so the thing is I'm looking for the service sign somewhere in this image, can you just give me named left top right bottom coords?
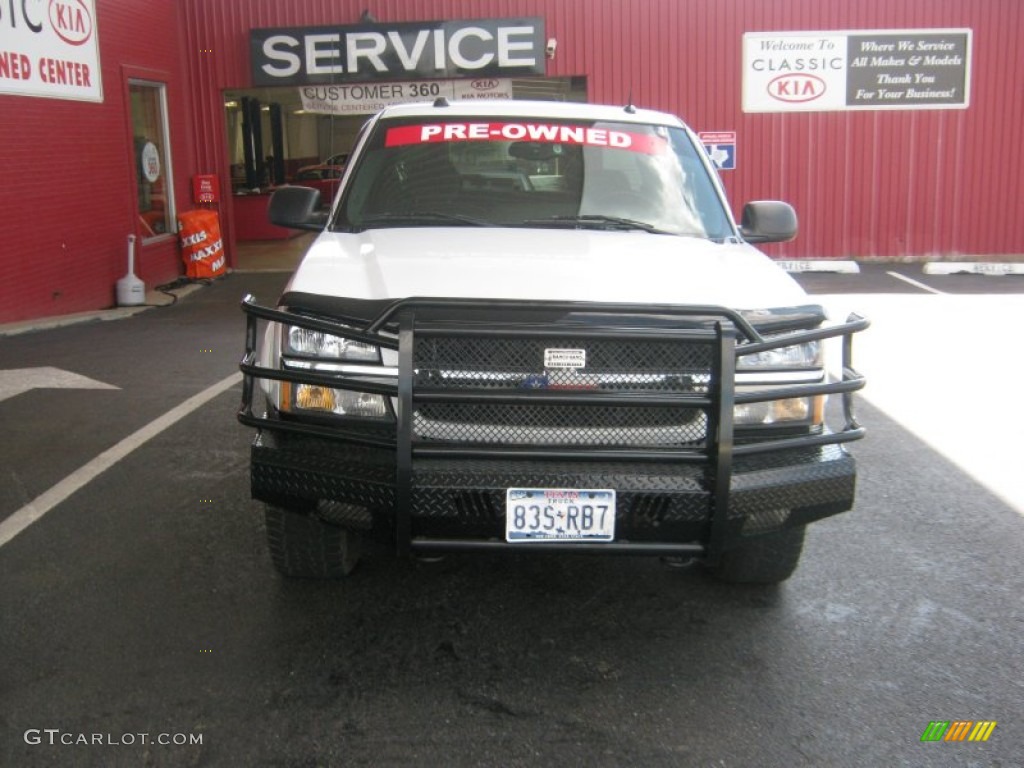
left=252, top=18, right=544, bottom=87
left=743, top=29, right=971, bottom=112
left=0, top=0, right=103, bottom=102
left=299, top=77, right=514, bottom=115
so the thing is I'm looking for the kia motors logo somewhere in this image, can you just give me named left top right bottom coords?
left=471, top=79, right=500, bottom=91
left=768, top=73, right=826, bottom=103
left=49, top=0, right=93, bottom=46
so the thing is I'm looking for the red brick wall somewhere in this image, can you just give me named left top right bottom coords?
left=0, top=0, right=192, bottom=323
left=4, top=0, right=1022, bottom=323
left=183, top=0, right=1023, bottom=263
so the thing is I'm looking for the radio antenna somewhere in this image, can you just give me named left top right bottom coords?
left=625, top=88, right=637, bottom=114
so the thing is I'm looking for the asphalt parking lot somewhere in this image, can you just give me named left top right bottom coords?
left=1, top=263, right=1022, bottom=766
left=791, top=259, right=1024, bottom=295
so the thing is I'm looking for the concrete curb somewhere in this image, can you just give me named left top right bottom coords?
left=923, top=262, right=1024, bottom=276
left=774, top=260, right=861, bottom=274
left=0, top=282, right=207, bottom=337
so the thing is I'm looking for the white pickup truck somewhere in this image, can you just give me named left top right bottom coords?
left=239, top=98, right=867, bottom=583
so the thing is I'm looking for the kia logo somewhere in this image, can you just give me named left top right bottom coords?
left=471, top=79, right=500, bottom=91
left=49, top=0, right=93, bottom=46
left=768, top=73, right=826, bottom=103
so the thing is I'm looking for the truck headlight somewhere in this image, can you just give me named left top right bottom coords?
left=283, top=383, right=390, bottom=419
left=737, top=340, right=821, bottom=370
left=278, top=323, right=391, bottom=420
left=734, top=396, right=823, bottom=426
left=735, top=340, right=824, bottom=426
left=285, top=326, right=380, bottom=362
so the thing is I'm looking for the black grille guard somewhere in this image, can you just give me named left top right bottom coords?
left=239, top=295, right=867, bottom=558
left=239, top=294, right=867, bottom=455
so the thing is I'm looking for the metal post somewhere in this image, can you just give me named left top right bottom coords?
left=395, top=312, right=415, bottom=556
left=705, top=322, right=735, bottom=562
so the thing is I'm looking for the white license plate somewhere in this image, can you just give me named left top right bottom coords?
left=505, top=488, right=616, bottom=542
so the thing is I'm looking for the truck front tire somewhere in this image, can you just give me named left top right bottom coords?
left=265, top=505, right=361, bottom=579
left=704, top=525, right=806, bottom=584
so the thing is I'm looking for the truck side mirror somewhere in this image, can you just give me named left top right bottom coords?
left=268, top=186, right=325, bottom=231
left=740, top=201, right=798, bottom=243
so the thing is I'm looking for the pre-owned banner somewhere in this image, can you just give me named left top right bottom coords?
left=252, top=18, right=544, bottom=87
left=743, top=29, right=971, bottom=113
left=0, top=0, right=103, bottom=102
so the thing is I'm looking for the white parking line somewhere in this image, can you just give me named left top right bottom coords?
left=885, top=271, right=946, bottom=295
left=0, top=372, right=242, bottom=548
left=229, top=268, right=295, bottom=274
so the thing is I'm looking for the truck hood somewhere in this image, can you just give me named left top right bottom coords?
left=283, top=227, right=809, bottom=310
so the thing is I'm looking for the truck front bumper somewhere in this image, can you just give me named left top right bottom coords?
left=250, top=429, right=856, bottom=557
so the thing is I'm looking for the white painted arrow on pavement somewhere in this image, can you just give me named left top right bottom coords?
left=0, top=367, right=120, bottom=403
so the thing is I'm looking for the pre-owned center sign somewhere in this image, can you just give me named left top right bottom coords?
left=251, top=18, right=544, bottom=87
left=0, top=0, right=103, bottom=102
left=743, top=29, right=971, bottom=112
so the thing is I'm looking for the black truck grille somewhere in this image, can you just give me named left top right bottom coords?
left=414, top=336, right=713, bottom=389
left=412, top=335, right=712, bottom=448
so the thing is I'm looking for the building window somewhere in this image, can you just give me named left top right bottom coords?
left=130, top=80, right=175, bottom=239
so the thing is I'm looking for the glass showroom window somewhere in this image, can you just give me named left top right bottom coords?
left=130, top=80, right=175, bottom=239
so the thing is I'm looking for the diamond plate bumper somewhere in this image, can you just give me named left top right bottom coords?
left=251, top=429, right=856, bottom=551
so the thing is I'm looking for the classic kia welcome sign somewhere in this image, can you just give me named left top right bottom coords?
left=743, top=28, right=971, bottom=113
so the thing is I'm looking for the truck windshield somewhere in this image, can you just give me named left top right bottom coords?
left=333, top=117, right=733, bottom=239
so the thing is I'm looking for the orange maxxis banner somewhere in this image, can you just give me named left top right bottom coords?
left=178, top=210, right=226, bottom=279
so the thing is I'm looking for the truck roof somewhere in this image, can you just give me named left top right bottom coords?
left=373, top=99, right=688, bottom=128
